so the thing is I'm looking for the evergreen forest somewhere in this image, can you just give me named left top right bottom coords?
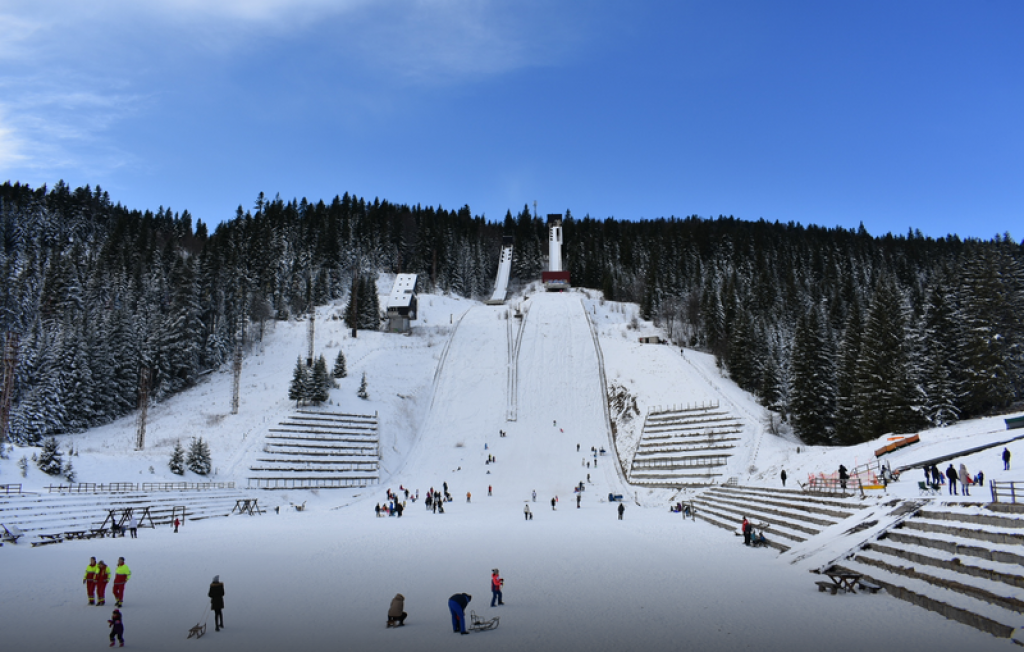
left=1, top=180, right=1022, bottom=448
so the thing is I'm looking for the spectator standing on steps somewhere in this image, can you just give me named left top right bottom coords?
left=780, top=470, right=787, bottom=487
left=946, top=463, right=959, bottom=495
left=209, top=575, right=225, bottom=631
left=1004, top=448, right=1012, bottom=471
left=617, top=502, right=625, bottom=520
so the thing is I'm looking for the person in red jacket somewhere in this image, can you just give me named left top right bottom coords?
left=113, top=557, right=131, bottom=607
left=95, top=560, right=111, bottom=606
left=490, top=569, right=504, bottom=607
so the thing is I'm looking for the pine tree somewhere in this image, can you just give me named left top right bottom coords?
left=169, top=440, right=186, bottom=475
left=788, top=307, right=835, bottom=445
left=288, top=356, right=308, bottom=406
left=310, top=354, right=330, bottom=404
left=36, top=436, right=64, bottom=475
left=62, top=459, right=76, bottom=483
left=186, top=437, right=212, bottom=475
left=357, top=372, right=368, bottom=400
left=333, top=350, right=348, bottom=378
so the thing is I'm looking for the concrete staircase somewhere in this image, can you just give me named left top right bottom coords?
left=247, top=410, right=380, bottom=489
left=829, top=502, right=1024, bottom=638
left=693, top=485, right=871, bottom=552
left=0, top=488, right=248, bottom=542
left=627, top=403, right=743, bottom=488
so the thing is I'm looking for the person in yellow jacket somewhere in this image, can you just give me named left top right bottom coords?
left=113, top=557, right=131, bottom=607
left=84, top=557, right=99, bottom=605
left=95, top=560, right=111, bottom=606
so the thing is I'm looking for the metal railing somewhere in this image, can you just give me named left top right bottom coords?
left=990, top=481, right=1024, bottom=504
left=46, top=482, right=236, bottom=494
left=247, top=477, right=377, bottom=489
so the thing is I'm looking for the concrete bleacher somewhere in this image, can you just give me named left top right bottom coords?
left=692, top=484, right=870, bottom=552
left=0, top=488, right=247, bottom=543
left=627, top=403, right=743, bottom=487
left=248, top=410, right=380, bottom=489
left=831, top=502, right=1024, bottom=639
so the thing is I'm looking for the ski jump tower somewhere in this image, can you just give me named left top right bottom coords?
left=486, top=236, right=515, bottom=305
left=541, top=214, right=570, bottom=291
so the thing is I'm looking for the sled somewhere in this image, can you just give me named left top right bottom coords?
left=187, top=623, right=206, bottom=639
left=468, top=610, right=499, bottom=632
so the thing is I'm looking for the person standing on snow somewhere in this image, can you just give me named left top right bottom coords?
left=532, top=490, right=536, bottom=502
left=617, top=502, right=625, bottom=520
left=107, top=608, right=124, bottom=647
left=95, top=560, right=111, bottom=606
left=84, top=557, right=99, bottom=605
left=209, top=575, right=225, bottom=631
left=742, top=516, right=751, bottom=545
left=524, top=504, right=532, bottom=520
left=946, top=464, right=959, bottom=495
left=780, top=470, right=787, bottom=487
left=551, top=497, right=556, bottom=511
left=448, top=593, right=472, bottom=635
left=1003, top=447, right=1011, bottom=470
left=490, top=569, right=504, bottom=607
left=127, top=515, right=138, bottom=539
left=113, top=557, right=131, bottom=607
left=576, top=494, right=581, bottom=509
left=960, top=463, right=971, bottom=496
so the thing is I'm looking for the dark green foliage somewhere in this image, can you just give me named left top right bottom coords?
left=1, top=181, right=1022, bottom=448
left=333, top=350, right=347, bottom=378
left=288, top=357, right=307, bottom=406
left=310, top=354, right=330, bottom=404
left=36, top=437, right=64, bottom=475
left=186, top=437, right=212, bottom=475
left=357, top=372, right=368, bottom=400
left=169, top=440, right=186, bottom=475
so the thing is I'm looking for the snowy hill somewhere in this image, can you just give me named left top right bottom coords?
left=2, top=283, right=1024, bottom=652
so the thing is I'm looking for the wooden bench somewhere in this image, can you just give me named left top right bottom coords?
left=63, top=530, right=95, bottom=540
left=1, top=523, right=25, bottom=544
left=857, top=580, right=881, bottom=594
left=31, top=534, right=64, bottom=547
left=815, top=580, right=839, bottom=595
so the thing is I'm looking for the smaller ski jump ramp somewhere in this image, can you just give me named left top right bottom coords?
left=487, top=237, right=514, bottom=304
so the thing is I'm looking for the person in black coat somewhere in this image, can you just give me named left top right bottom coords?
left=780, top=469, right=787, bottom=487
left=209, top=576, right=225, bottom=631
left=838, top=465, right=849, bottom=490
left=946, top=464, right=959, bottom=495
left=448, top=593, right=471, bottom=634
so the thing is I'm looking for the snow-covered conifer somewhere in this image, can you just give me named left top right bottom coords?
left=333, top=350, right=347, bottom=379
left=357, top=372, right=368, bottom=400
left=36, top=437, right=64, bottom=475
left=169, top=440, right=186, bottom=475
left=186, top=437, right=212, bottom=475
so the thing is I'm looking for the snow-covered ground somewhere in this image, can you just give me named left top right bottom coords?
left=2, top=281, right=1023, bottom=652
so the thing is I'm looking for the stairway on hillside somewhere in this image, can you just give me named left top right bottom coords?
left=247, top=410, right=380, bottom=489
left=0, top=489, right=247, bottom=542
left=829, top=502, right=1024, bottom=639
left=627, top=403, right=743, bottom=488
left=693, top=485, right=871, bottom=552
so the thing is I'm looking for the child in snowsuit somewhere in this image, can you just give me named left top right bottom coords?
left=448, top=593, right=471, bottom=635
left=490, top=569, right=504, bottom=607
left=108, top=609, right=124, bottom=647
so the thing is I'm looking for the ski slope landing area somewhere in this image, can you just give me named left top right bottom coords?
left=395, top=292, right=623, bottom=502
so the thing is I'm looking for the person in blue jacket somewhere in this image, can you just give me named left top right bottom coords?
left=448, top=593, right=472, bottom=635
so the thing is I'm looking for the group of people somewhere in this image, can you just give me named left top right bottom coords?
left=83, top=557, right=131, bottom=646
left=385, top=570, right=505, bottom=635
left=84, top=556, right=131, bottom=608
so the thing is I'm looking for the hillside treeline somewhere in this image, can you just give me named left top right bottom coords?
left=1, top=181, right=1022, bottom=447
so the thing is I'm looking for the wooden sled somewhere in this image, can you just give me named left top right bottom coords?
left=468, top=610, right=499, bottom=632
left=187, top=623, right=207, bottom=639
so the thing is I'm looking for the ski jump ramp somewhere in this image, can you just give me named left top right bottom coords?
left=396, top=293, right=625, bottom=499
left=486, top=237, right=514, bottom=304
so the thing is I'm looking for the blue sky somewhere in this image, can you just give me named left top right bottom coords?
left=1, top=1, right=1021, bottom=239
